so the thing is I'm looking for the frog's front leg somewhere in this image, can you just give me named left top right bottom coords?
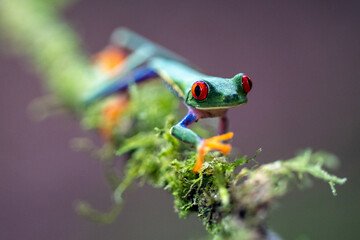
left=170, top=111, right=234, bottom=173
left=170, top=111, right=201, bottom=146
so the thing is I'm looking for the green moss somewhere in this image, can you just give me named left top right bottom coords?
left=77, top=82, right=346, bottom=238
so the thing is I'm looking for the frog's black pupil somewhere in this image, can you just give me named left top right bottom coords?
left=195, top=85, right=201, bottom=97
left=247, top=77, right=252, bottom=90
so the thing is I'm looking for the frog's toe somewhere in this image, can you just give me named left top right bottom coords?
left=92, top=45, right=126, bottom=76
left=193, top=132, right=234, bottom=173
left=100, top=95, right=129, bottom=140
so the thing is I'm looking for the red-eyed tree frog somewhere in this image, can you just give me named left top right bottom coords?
left=86, top=28, right=253, bottom=173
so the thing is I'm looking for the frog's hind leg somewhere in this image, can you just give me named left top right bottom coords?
left=85, top=67, right=158, bottom=105
left=90, top=45, right=129, bottom=139
left=89, top=67, right=159, bottom=140
left=108, top=28, right=194, bottom=78
left=110, top=28, right=188, bottom=65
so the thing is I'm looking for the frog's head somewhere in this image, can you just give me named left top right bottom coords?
left=185, top=73, right=252, bottom=110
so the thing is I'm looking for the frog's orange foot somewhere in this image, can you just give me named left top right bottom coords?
left=99, top=95, right=129, bottom=140
left=92, top=45, right=127, bottom=76
left=193, top=132, right=234, bottom=173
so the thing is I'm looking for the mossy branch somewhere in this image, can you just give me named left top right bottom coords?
left=0, top=1, right=347, bottom=240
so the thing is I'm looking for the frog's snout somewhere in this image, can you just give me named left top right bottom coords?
left=224, top=94, right=239, bottom=102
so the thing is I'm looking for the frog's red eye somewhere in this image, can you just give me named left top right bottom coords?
left=191, top=81, right=208, bottom=100
left=242, top=75, right=252, bottom=94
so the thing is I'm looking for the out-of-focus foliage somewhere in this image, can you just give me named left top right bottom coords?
left=0, top=0, right=96, bottom=108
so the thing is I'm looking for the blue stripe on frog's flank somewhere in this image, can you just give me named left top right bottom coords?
left=84, top=67, right=158, bottom=104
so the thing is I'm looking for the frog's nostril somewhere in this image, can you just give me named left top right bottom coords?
left=224, top=94, right=239, bottom=102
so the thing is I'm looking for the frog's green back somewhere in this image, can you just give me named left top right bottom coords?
left=149, top=58, right=206, bottom=100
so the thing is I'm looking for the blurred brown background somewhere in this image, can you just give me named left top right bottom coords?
left=0, top=0, right=359, bottom=239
